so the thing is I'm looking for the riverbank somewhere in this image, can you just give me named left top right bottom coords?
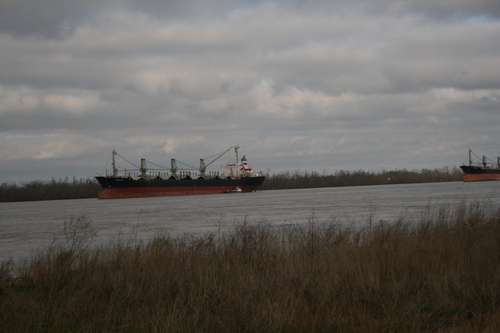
left=1, top=201, right=499, bottom=332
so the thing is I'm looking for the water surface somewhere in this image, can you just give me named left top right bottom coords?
left=1, top=181, right=498, bottom=262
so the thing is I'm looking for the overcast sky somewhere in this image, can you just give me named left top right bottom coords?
left=1, top=0, right=499, bottom=183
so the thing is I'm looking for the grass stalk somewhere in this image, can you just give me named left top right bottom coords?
left=1, top=201, right=500, bottom=332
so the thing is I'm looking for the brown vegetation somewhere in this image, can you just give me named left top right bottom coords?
left=1, top=202, right=500, bottom=332
left=260, top=166, right=463, bottom=190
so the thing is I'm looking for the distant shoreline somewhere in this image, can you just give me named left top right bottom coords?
left=1, top=166, right=463, bottom=202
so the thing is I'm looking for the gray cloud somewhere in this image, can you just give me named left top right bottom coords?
left=1, top=0, right=499, bottom=182
left=0, top=1, right=97, bottom=40
left=2, top=1, right=500, bottom=40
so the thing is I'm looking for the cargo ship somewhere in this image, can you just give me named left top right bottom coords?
left=96, top=145, right=265, bottom=199
left=460, top=149, right=500, bottom=182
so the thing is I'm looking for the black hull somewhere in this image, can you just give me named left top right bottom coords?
left=459, top=166, right=500, bottom=175
left=95, top=176, right=265, bottom=199
left=459, top=166, right=500, bottom=182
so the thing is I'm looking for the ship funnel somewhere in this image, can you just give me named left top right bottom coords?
left=483, top=156, right=487, bottom=168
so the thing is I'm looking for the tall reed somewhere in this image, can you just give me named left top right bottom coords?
left=1, top=201, right=500, bottom=332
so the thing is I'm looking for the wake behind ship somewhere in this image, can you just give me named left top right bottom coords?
left=460, top=149, right=500, bottom=182
left=96, top=145, right=265, bottom=199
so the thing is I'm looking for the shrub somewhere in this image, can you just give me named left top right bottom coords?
left=1, top=201, right=499, bottom=332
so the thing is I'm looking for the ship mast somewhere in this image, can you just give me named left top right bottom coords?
left=112, top=150, right=117, bottom=177
left=199, top=159, right=207, bottom=177
left=140, top=158, right=147, bottom=178
left=234, top=145, right=240, bottom=164
left=170, top=159, right=178, bottom=179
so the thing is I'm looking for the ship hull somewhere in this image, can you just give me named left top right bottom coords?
left=96, top=176, right=265, bottom=199
left=460, top=166, right=500, bottom=182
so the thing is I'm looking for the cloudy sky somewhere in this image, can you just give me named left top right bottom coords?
left=1, top=0, right=499, bottom=183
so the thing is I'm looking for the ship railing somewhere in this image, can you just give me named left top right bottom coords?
left=116, top=170, right=222, bottom=180
left=468, top=151, right=500, bottom=169
left=469, top=161, right=500, bottom=169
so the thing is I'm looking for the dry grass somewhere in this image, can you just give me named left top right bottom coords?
left=1, top=201, right=500, bottom=332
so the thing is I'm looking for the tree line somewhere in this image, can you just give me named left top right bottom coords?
left=0, top=177, right=101, bottom=202
left=259, top=166, right=463, bottom=190
left=0, top=166, right=464, bottom=202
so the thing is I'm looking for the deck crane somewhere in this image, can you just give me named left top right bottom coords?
left=199, top=146, right=234, bottom=178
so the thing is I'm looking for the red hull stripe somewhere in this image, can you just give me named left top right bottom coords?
left=98, top=185, right=259, bottom=199
left=463, top=174, right=500, bottom=182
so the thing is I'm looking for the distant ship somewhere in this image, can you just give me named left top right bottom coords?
left=96, top=145, right=265, bottom=199
left=460, top=149, right=500, bottom=182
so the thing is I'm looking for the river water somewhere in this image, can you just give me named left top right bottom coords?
left=1, top=181, right=499, bottom=262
